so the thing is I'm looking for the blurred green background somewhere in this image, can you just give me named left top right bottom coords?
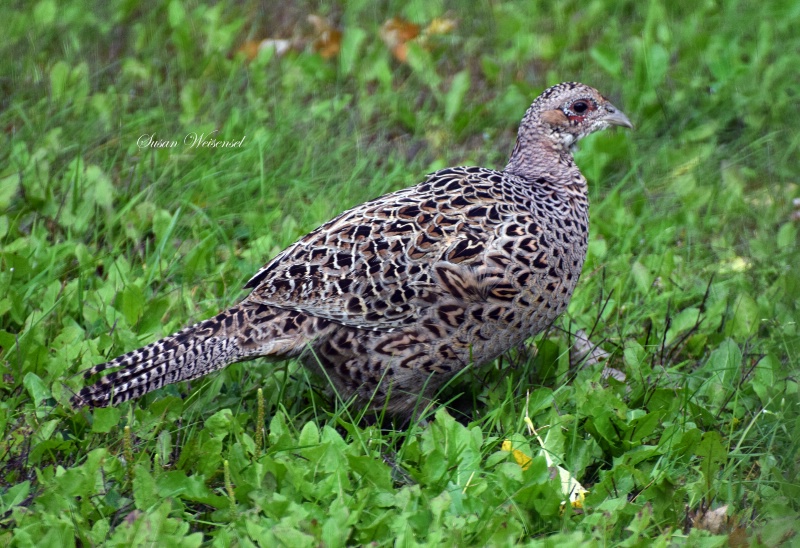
left=1, top=0, right=798, bottom=545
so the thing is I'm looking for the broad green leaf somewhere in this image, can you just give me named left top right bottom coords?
left=91, top=407, right=121, bottom=433
left=776, top=222, right=796, bottom=249
left=631, top=261, right=652, bottom=294
left=23, top=372, right=50, bottom=404
left=49, top=61, right=70, bottom=103
left=339, top=27, right=367, bottom=76
left=444, top=70, right=470, bottom=123
left=727, top=294, right=759, bottom=338
left=205, top=409, right=234, bottom=439
left=623, top=341, right=646, bottom=370
left=298, top=421, right=320, bottom=447
left=133, top=465, right=159, bottom=511
left=627, top=412, right=660, bottom=443
left=33, top=0, right=57, bottom=26
left=0, top=174, right=20, bottom=210
left=0, top=481, right=30, bottom=514
left=695, top=431, right=726, bottom=466
left=85, top=165, right=114, bottom=208
left=120, top=283, right=144, bottom=327
left=665, top=307, right=700, bottom=347
left=168, top=0, right=186, bottom=27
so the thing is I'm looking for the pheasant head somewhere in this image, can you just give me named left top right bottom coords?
left=506, top=82, right=633, bottom=178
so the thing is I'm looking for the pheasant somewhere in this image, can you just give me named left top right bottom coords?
left=72, top=82, right=633, bottom=417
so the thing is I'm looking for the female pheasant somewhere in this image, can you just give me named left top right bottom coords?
left=72, top=82, right=633, bottom=417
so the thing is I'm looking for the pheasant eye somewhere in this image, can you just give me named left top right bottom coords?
left=571, top=101, right=589, bottom=114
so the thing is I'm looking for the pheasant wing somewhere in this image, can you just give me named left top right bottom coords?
left=244, top=167, right=505, bottom=331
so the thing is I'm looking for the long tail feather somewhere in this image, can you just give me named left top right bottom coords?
left=72, top=307, right=249, bottom=407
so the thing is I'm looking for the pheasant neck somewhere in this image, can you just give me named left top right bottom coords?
left=504, top=136, right=587, bottom=192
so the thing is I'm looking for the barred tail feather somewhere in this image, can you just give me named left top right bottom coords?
left=73, top=306, right=250, bottom=408
left=72, top=301, right=329, bottom=408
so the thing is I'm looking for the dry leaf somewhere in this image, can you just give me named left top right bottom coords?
left=727, top=523, right=750, bottom=548
left=237, top=40, right=261, bottom=61
left=698, top=504, right=729, bottom=534
left=259, top=39, right=292, bottom=57
left=686, top=503, right=743, bottom=537
left=238, top=39, right=293, bottom=61
left=570, top=329, right=626, bottom=382
left=684, top=502, right=750, bottom=548
left=379, top=16, right=456, bottom=63
left=236, top=13, right=340, bottom=63
left=380, top=17, right=420, bottom=62
left=570, top=329, right=610, bottom=367
left=124, top=510, right=143, bottom=525
left=308, top=14, right=341, bottom=59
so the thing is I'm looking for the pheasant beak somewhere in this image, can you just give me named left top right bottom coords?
left=603, top=104, right=634, bottom=129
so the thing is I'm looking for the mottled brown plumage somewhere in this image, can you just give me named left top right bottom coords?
left=72, top=82, right=632, bottom=417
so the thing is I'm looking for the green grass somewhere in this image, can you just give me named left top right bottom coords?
left=1, top=0, right=799, bottom=545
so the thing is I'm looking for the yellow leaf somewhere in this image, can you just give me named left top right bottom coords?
left=501, top=440, right=532, bottom=471
left=425, top=17, right=457, bottom=36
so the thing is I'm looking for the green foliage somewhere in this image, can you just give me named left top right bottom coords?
left=1, top=0, right=798, bottom=545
